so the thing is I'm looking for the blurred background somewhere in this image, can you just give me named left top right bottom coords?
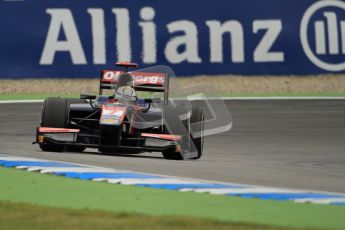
left=0, top=0, right=344, bottom=98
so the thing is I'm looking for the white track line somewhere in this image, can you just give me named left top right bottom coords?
left=0, top=156, right=49, bottom=162
left=0, top=99, right=43, bottom=104
left=40, top=167, right=122, bottom=174
left=2, top=153, right=345, bottom=199
left=294, top=198, right=345, bottom=204
left=179, top=187, right=308, bottom=195
left=17, top=166, right=120, bottom=173
left=93, top=178, right=203, bottom=185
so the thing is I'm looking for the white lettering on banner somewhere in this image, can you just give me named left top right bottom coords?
left=314, top=12, right=344, bottom=55
left=323, top=12, right=339, bottom=55
left=300, top=0, right=345, bottom=71
left=342, top=21, right=345, bottom=55
left=206, top=20, right=244, bottom=63
left=39, top=7, right=290, bottom=66
left=253, top=20, right=284, bottom=62
left=112, top=8, right=131, bottom=62
left=138, top=7, right=157, bottom=64
left=40, top=9, right=87, bottom=65
left=314, top=21, right=326, bottom=55
left=165, top=20, right=202, bottom=64
left=87, top=9, right=106, bottom=64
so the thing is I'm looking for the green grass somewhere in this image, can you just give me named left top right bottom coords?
left=1, top=92, right=345, bottom=101
left=0, top=201, right=299, bottom=230
left=0, top=167, right=345, bottom=229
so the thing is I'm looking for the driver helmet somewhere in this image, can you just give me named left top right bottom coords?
left=115, top=73, right=137, bottom=102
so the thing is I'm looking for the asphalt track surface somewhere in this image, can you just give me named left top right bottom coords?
left=0, top=100, right=344, bottom=193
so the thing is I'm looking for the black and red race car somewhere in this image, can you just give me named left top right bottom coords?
left=35, top=62, right=204, bottom=160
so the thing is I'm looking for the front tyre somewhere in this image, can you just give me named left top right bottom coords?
left=190, top=107, right=204, bottom=159
left=39, top=97, right=69, bottom=152
left=162, top=149, right=184, bottom=160
left=162, top=106, right=186, bottom=160
left=162, top=106, right=204, bottom=160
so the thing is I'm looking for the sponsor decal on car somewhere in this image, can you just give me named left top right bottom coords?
left=100, top=106, right=126, bottom=125
left=102, top=70, right=165, bottom=86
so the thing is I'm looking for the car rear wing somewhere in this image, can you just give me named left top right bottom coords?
left=99, top=70, right=169, bottom=94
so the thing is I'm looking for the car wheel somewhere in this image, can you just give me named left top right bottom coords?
left=66, top=146, right=86, bottom=152
left=162, top=106, right=188, bottom=160
left=190, top=106, right=204, bottom=159
left=39, top=97, right=69, bottom=152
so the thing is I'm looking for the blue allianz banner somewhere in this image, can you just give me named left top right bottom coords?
left=0, top=0, right=344, bottom=78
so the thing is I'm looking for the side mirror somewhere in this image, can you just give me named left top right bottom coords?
left=80, top=94, right=97, bottom=100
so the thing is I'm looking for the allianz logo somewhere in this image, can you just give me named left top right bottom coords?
left=301, top=0, right=345, bottom=71
left=314, top=12, right=345, bottom=56
left=39, top=0, right=345, bottom=72
left=39, top=7, right=285, bottom=66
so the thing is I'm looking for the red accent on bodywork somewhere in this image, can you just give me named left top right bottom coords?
left=128, top=105, right=142, bottom=135
left=101, top=105, right=127, bottom=124
left=106, top=98, right=117, bottom=104
left=141, top=133, right=182, bottom=141
left=38, top=127, right=80, bottom=133
left=101, top=70, right=166, bottom=86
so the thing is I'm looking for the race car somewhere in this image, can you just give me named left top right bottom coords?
left=35, top=62, right=204, bottom=160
